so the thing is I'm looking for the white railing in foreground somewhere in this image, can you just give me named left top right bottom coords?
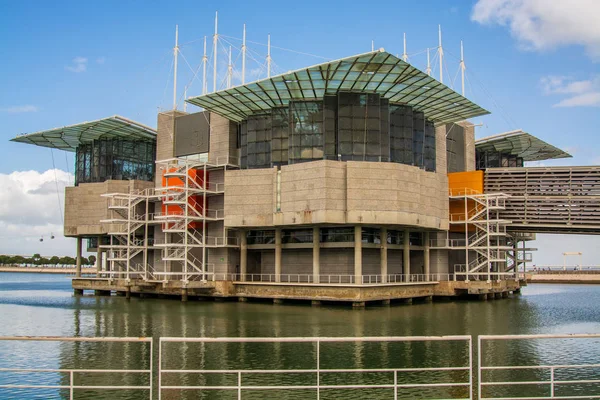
left=158, top=336, right=473, bottom=400
left=478, top=334, right=600, bottom=400
left=0, top=336, right=152, bottom=400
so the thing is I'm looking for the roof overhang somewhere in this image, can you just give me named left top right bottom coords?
left=475, top=130, right=571, bottom=162
left=186, top=49, right=489, bottom=125
left=10, top=115, right=157, bottom=152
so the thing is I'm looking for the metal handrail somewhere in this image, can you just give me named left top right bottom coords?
left=0, top=336, right=152, bottom=400
left=478, top=334, right=600, bottom=400
left=158, top=336, right=472, bottom=400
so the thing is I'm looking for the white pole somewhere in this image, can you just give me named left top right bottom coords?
left=242, top=23, right=246, bottom=84
left=267, top=34, right=272, bottom=78
left=173, top=25, right=179, bottom=110
left=438, top=25, right=444, bottom=84
left=460, top=40, right=466, bottom=96
left=371, top=40, right=374, bottom=52
left=213, top=11, right=218, bottom=92
left=183, top=87, right=187, bottom=112
left=227, top=45, right=232, bottom=89
left=426, top=48, right=431, bottom=76
left=402, top=33, right=408, bottom=62
left=202, top=36, right=207, bottom=95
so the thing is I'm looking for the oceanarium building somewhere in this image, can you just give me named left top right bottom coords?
left=13, top=49, right=599, bottom=305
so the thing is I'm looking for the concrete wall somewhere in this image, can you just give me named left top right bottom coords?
left=446, top=121, right=475, bottom=173
left=64, top=180, right=153, bottom=237
left=225, top=160, right=449, bottom=231
left=208, top=112, right=238, bottom=164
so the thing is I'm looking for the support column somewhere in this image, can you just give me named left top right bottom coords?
left=312, top=226, right=320, bottom=284
left=76, top=237, right=82, bottom=278
left=275, top=228, right=282, bottom=283
left=424, top=232, right=430, bottom=281
left=403, top=229, right=410, bottom=282
left=240, top=230, right=247, bottom=282
left=380, top=227, right=388, bottom=283
left=96, top=235, right=102, bottom=278
left=354, top=226, right=362, bottom=284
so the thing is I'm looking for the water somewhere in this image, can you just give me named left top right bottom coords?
left=1, top=273, right=600, bottom=399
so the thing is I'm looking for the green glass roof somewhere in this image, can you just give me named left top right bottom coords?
left=11, top=115, right=156, bottom=152
left=186, top=49, right=490, bottom=124
left=475, top=130, right=571, bottom=161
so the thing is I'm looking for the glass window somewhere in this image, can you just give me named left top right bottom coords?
left=390, top=105, right=414, bottom=165
left=246, top=114, right=271, bottom=169
left=320, top=227, right=354, bottom=243
left=289, top=101, right=324, bottom=164
left=247, top=230, right=275, bottom=245
left=282, top=229, right=313, bottom=244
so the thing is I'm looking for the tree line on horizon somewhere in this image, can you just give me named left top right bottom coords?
left=0, top=254, right=97, bottom=268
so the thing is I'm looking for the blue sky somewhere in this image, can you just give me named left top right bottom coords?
left=1, top=0, right=599, bottom=262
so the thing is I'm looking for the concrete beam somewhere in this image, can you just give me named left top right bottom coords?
left=76, top=237, right=82, bottom=278
left=313, top=226, right=320, bottom=284
left=403, top=229, right=410, bottom=282
left=275, top=228, right=282, bottom=283
left=354, top=226, right=362, bottom=284
left=381, top=227, right=388, bottom=283
left=240, top=230, right=247, bottom=282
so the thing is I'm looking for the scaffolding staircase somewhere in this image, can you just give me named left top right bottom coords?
left=444, top=189, right=513, bottom=281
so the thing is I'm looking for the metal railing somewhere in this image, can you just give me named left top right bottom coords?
left=478, top=334, right=600, bottom=400
left=0, top=336, right=152, bottom=399
left=158, top=336, right=473, bottom=400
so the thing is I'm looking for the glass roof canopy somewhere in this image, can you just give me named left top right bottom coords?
left=475, top=130, right=571, bottom=162
left=187, top=49, right=489, bottom=125
left=11, top=115, right=156, bottom=152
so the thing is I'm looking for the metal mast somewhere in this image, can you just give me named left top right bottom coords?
left=438, top=25, right=444, bottom=84
left=242, top=24, right=246, bottom=84
left=267, top=34, right=272, bottom=78
left=183, top=87, right=187, bottom=112
left=227, top=46, right=232, bottom=88
left=173, top=25, right=179, bottom=110
left=426, top=48, right=431, bottom=76
left=213, top=11, right=218, bottom=92
left=402, top=33, right=408, bottom=62
left=460, top=40, right=466, bottom=96
left=202, top=36, right=207, bottom=95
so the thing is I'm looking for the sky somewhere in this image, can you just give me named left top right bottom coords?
left=0, top=0, right=599, bottom=265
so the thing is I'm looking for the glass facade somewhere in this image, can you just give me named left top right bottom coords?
left=239, top=92, right=437, bottom=172
left=476, top=150, right=524, bottom=170
left=75, top=139, right=155, bottom=186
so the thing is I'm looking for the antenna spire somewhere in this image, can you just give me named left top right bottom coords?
left=426, top=47, right=431, bottom=76
left=202, top=36, right=207, bottom=95
left=267, top=34, right=272, bottom=78
left=438, top=25, right=444, bottom=84
left=172, top=25, right=179, bottom=110
left=460, top=40, right=466, bottom=96
left=213, top=11, right=218, bottom=92
left=242, top=23, right=247, bottom=84
left=227, top=46, right=233, bottom=88
left=402, top=33, right=408, bottom=62
left=371, top=40, right=374, bottom=52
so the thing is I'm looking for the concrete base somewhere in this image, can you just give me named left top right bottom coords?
left=502, top=291, right=509, bottom=298
left=71, top=278, right=523, bottom=308
left=311, top=300, right=321, bottom=306
left=238, top=297, right=248, bottom=302
left=381, top=299, right=391, bottom=306
left=74, top=289, right=84, bottom=296
left=352, top=302, right=365, bottom=308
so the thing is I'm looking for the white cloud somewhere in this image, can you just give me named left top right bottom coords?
left=65, top=56, right=88, bottom=73
left=1, top=105, right=39, bottom=113
left=540, top=75, right=600, bottom=107
left=0, top=169, right=77, bottom=256
left=472, top=0, right=600, bottom=60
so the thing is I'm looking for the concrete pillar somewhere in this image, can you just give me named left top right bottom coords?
left=181, top=288, right=188, bottom=302
left=403, top=229, right=410, bottom=282
left=74, top=289, right=84, bottom=296
left=311, top=300, right=321, bottom=306
left=76, top=237, right=82, bottom=278
left=381, top=299, right=391, bottom=306
left=238, top=297, right=248, bottom=302
left=240, top=230, right=247, bottom=282
left=125, top=287, right=131, bottom=299
left=313, top=227, right=320, bottom=284
left=352, top=301, right=365, bottom=308
left=273, top=298, right=283, bottom=305
left=275, top=228, right=282, bottom=283
left=354, top=226, right=362, bottom=284
left=380, top=227, right=388, bottom=283
left=424, top=232, right=430, bottom=281
left=96, top=235, right=102, bottom=278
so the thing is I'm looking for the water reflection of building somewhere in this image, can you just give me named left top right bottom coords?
left=12, top=43, right=599, bottom=305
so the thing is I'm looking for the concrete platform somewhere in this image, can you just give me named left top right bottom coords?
left=72, top=278, right=522, bottom=306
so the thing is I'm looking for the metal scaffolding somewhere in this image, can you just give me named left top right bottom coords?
left=101, top=157, right=239, bottom=285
